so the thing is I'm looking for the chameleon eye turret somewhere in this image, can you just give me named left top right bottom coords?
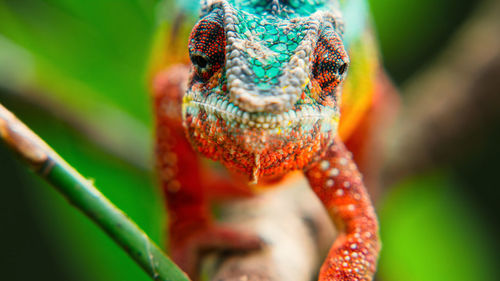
left=188, top=12, right=226, bottom=81
left=311, top=25, right=349, bottom=101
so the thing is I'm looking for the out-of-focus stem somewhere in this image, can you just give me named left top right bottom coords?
left=0, top=103, right=190, bottom=281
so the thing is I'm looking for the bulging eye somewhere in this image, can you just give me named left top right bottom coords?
left=188, top=14, right=226, bottom=81
left=312, top=29, right=349, bottom=94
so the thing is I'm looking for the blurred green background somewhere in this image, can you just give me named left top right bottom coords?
left=0, top=0, right=498, bottom=281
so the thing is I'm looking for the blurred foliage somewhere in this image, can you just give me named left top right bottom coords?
left=0, top=0, right=498, bottom=281
left=0, top=0, right=156, bottom=122
left=369, top=0, right=479, bottom=82
left=378, top=172, right=496, bottom=281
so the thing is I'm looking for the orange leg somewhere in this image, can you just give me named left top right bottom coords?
left=305, top=137, right=380, bottom=281
left=152, top=65, right=260, bottom=279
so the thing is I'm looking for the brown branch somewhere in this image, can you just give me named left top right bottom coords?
left=201, top=174, right=335, bottom=281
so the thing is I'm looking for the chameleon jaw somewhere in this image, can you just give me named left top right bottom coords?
left=183, top=91, right=338, bottom=130
left=182, top=90, right=339, bottom=181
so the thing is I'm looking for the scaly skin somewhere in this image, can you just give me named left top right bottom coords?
left=153, top=0, right=381, bottom=280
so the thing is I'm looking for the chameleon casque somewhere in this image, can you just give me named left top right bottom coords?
left=152, top=0, right=388, bottom=280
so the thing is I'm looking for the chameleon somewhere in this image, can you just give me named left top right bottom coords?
left=151, top=0, right=391, bottom=280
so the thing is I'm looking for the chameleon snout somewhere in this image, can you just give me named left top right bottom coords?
left=228, top=85, right=299, bottom=114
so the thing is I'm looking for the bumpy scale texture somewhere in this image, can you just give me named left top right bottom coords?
left=153, top=0, right=381, bottom=280
left=306, top=139, right=379, bottom=280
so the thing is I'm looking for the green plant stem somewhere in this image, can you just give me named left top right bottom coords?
left=0, top=103, right=190, bottom=281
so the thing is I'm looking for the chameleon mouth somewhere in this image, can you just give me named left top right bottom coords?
left=183, top=92, right=338, bottom=130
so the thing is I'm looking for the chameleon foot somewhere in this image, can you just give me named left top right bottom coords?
left=171, top=226, right=263, bottom=280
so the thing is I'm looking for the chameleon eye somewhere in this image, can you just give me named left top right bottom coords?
left=191, top=54, right=208, bottom=69
left=338, top=62, right=347, bottom=75
left=188, top=14, right=226, bottom=81
left=312, top=29, right=349, bottom=94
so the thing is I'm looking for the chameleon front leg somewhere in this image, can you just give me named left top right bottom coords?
left=305, top=137, right=380, bottom=281
left=153, top=66, right=261, bottom=279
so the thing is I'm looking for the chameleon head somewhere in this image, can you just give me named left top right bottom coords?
left=182, top=0, right=349, bottom=182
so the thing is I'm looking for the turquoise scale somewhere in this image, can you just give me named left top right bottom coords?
left=222, top=0, right=338, bottom=94
left=226, top=0, right=335, bottom=93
